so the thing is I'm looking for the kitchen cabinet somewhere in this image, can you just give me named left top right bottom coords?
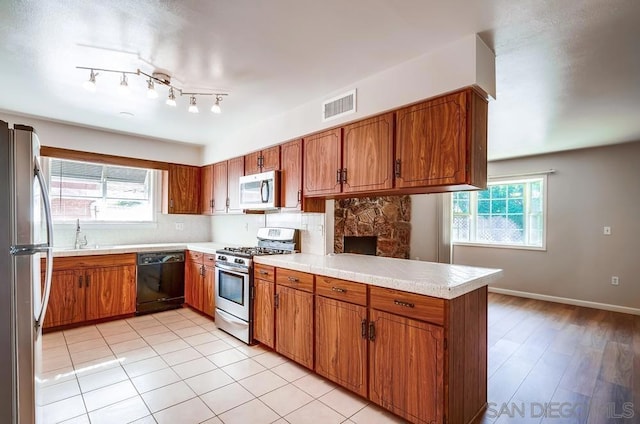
left=280, top=139, right=325, bottom=212
left=395, top=88, right=487, bottom=190
left=184, top=250, right=215, bottom=316
left=275, top=268, right=314, bottom=369
left=200, top=164, right=214, bottom=215
left=303, top=128, right=342, bottom=196
left=253, top=264, right=276, bottom=348
left=245, top=145, right=280, bottom=175
left=41, top=254, right=136, bottom=329
left=212, top=161, right=228, bottom=214
left=166, top=163, right=201, bottom=214
left=369, top=309, right=444, bottom=424
left=212, top=157, right=244, bottom=214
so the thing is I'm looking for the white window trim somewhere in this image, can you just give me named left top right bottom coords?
left=452, top=174, right=548, bottom=251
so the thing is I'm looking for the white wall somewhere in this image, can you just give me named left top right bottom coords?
left=203, top=34, right=495, bottom=164
left=453, top=141, right=640, bottom=310
left=409, top=194, right=440, bottom=262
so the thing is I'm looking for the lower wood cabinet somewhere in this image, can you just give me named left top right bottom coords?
left=315, top=296, right=368, bottom=397
left=184, top=251, right=215, bottom=316
left=275, top=284, right=314, bottom=369
left=42, top=254, right=136, bottom=329
left=368, top=309, right=444, bottom=424
left=253, top=277, right=275, bottom=348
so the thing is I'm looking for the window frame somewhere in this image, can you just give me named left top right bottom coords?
left=452, top=174, right=548, bottom=251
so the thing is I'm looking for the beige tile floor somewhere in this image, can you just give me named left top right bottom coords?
left=39, top=307, right=405, bottom=424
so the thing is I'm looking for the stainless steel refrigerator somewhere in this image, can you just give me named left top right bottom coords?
left=1, top=120, right=54, bottom=423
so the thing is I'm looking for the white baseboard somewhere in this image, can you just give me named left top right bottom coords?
left=488, top=287, right=640, bottom=316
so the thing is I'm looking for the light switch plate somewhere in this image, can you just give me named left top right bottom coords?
left=603, top=226, right=611, bottom=235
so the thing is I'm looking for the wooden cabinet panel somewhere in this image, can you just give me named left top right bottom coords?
left=43, top=270, right=85, bottom=328
left=315, top=296, right=368, bottom=397
left=260, top=146, right=280, bottom=172
left=395, top=91, right=468, bottom=188
left=213, top=161, right=228, bottom=214
left=369, top=309, right=444, bottom=424
left=227, top=156, right=245, bottom=213
left=202, top=264, right=215, bottom=316
left=275, top=268, right=314, bottom=293
left=253, top=278, right=275, bottom=348
left=200, top=164, right=214, bottom=215
left=168, top=163, right=201, bottom=214
left=85, top=265, right=136, bottom=321
left=244, top=151, right=262, bottom=175
left=303, top=129, right=342, bottom=196
left=315, top=276, right=367, bottom=306
left=275, top=284, right=314, bottom=369
left=280, top=139, right=303, bottom=209
left=254, top=264, right=275, bottom=282
left=342, top=112, right=394, bottom=193
left=369, top=286, right=444, bottom=325
left=185, top=260, right=204, bottom=311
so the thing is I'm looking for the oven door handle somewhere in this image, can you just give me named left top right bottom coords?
left=216, top=308, right=247, bottom=326
left=215, top=263, right=249, bottom=274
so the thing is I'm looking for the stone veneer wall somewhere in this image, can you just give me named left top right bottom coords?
left=334, top=196, right=411, bottom=259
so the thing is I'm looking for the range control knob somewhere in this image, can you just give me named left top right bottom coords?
left=218, top=255, right=227, bottom=261
left=234, top=258, right=245, bottom=265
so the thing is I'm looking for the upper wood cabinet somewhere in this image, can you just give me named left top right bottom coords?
left=227, top=156, right=245, bottom=213
left=342, top=112, right=394, bottom=193
left=280, top=139, right=325, bottom=213
left=200, top=164, right=214, bottom=215
left=245, top=145, right=280, bottom=175
left=303, top=128, right=342, bottom=196
left=395, top=89, right=487, bottom=190
left=212, top=161, right=228, bottom=214
left=166, top=164, right=201, bottom=214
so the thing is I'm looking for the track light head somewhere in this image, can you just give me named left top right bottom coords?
left=118, top=73, right=129, bottom=95
left=83, top=69, right=97, bottom=92
left=166, top=87, right=177, bottom=106
left=211, top=95, right=223, bottom=114
left=188, top=96, right=199, bottom=113
left=146, top=79, right=158, bottom=99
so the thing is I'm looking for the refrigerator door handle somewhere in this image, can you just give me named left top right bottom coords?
left=33, top=157, right=53, bottom=335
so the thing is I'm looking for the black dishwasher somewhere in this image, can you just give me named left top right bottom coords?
left=136, top=251, right=185, bottom=314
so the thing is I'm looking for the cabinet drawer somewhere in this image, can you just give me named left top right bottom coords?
left=188, top=250, right=204, bottom=263
left=203, top=254, right=216, bottom=264
left=369, top=286, right=444, bottom=325
left=276, top=268, right=314, bottom=293
left=254, top=264, right=275, bottom=282
left=315, top=276, right=367, bottom=306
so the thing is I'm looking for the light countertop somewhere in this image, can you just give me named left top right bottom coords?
left=254, top=253, right=502, bottom=299
left=49, top=242, right=228, bottom=257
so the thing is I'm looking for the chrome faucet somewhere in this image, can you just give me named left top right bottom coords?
left=74, top=219, right=88, bottom=249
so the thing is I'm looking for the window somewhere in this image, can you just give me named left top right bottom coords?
left=452, top=176, right=546, bottom=249
left=46, top=158, right=154, bottom=222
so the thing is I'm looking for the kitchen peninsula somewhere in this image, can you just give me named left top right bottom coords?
left=253, top=253, right=502, bottom=424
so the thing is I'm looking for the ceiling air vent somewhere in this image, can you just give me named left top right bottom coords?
left=322, top=89, right=356, bottom=122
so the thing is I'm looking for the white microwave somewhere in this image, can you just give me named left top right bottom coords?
left=238, top=170, right=281, bottom=210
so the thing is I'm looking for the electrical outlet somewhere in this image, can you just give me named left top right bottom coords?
left=175, top=222, right=184, bottom=231
left=244, top=222, right=249, bottom=231
left=603, top=226, right=611, bottom=235
left=611, top=276, right=619, bottom=286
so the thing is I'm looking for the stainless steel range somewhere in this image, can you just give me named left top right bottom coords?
left=214, top=227, right=298, bottom=344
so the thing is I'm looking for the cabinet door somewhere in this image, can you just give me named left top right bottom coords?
left=168, top=164, right=201, bottom=214
left=42, top=270, right=85, bottom=328
left=395, top=91, right=467, bottom=188
left=213, top=161, right=228, bottom=214
left=85, top=265, right=136, bottom=321
left=369, top=309, right=444, bottom=424
left=227, top=156, right=245, bottom=213
left=253, top=279, right=275, bottom=348
left=244, top=151, right=262, bottom=175
left=342, top=112, right=394, bottom=193
left=202, top=265, right=215, bottom=316
left=315, top=296, right=368, bottom=397
left=260, top=145, right=280, bottom=172
left=275, top=285, right=314, bottom=369
left=200, top=164, right=214, bottom=215
left=185, top=261, right=204, bottom=311
left=303, top=128, right=342, bottom=196
left=280, top=139, right=303, bottom=210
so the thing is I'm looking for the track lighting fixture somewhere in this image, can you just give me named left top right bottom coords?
left=188, top=96, right=199, bottom=113
left=76, top=66, right=228, bottom=113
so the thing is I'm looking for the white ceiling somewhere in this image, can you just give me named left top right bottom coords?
left=1, top=0, right=639, bottom=161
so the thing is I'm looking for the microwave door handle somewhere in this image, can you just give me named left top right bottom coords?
left=260, top=180, right=269, bottom=203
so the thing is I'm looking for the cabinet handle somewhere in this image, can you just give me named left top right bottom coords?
left=331, top=287, right=346, bottom=293
left=274, top=293, right=280, bottom=309
left=336, top=169, right=341, bottom=184
left=226, top=198, right=230, bottom=208
left=341, top=168, right=347, bottom=183
left=85, top=275, right=90, bottom=288
left=361, top=319, right=367, bottom=339
left=210, top=199, right=213, bottom=209
left=368, top=321, right=376, bottom=341
left=258, top=270, right=269, bottom=275
left=394, top=159, right=401, bottom=178
left=297, top=190, right=302, bottom=204
left=394, top=299, right=415, bottom=308
left=287, top=276, right=299, bottom=283
left=200, top=265, right=205, bottom=276
left=169, top=199, right=174, bottom=209
left=78, top=275, right=83, bottom=288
